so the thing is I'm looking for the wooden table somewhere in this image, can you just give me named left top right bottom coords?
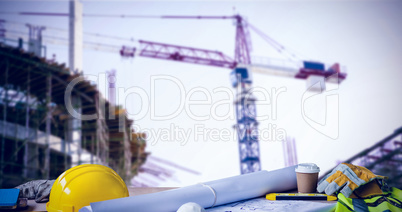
left=17, top=187, right=176, bottom=211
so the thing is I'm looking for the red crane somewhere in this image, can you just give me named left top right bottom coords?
left=118, top=14, right=347, bottom=174
left=8, top=12, right=347, bottom=174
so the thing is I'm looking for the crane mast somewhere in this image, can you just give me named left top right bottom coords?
left=122, top=15, right=261, bottom=174
left=232, top=15, right=261, bottom=173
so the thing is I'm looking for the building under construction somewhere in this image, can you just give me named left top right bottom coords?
left=0, top=42, right=148, bottom=188
left=323, top=127, right=402, bottom=188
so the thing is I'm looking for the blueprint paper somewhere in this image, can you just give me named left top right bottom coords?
left=207, top=197, right=336, bottom=212
left=80, top=206, right=92, bottom=212
left=80, top=198, right=336, bottom=212
left=82, top=166, right=297, bottom=212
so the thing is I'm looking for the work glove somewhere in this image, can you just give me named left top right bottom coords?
left=15, top=180, right=55, bottom=203
left=317, top=163, right=386, bottom=198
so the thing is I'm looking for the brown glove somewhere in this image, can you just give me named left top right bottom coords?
left=349, top=180, right=384, bottom=198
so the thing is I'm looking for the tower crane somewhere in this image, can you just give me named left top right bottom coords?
left=118, top=15, right=347, bottom=174
left=7, top=11, right=347, bottom=174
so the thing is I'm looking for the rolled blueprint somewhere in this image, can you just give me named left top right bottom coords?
left=82, top=165, right=297, bottom=212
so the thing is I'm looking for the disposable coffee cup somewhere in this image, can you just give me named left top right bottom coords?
left=295, top=163, right=320, bottom=193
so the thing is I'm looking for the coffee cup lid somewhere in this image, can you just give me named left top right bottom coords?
left=295, top=163, right=320, bottom=173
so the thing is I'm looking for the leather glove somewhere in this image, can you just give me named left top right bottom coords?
left=15, top=180, right=55, bottom=203
left=317, top=163, right=386, bottom=198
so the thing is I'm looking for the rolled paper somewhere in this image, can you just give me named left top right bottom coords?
left=82, top=166, right=297, bottom=212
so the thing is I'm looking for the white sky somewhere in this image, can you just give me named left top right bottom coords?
left=1, top=0, right=401, bottom=187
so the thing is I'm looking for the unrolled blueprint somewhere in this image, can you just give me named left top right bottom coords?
left=80, top=166, right=298, bottom=212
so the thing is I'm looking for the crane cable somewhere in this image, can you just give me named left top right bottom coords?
left=3, top=33, right=123, bottom=53
left=2, top=16, right=307, bottom=62
left=246, top=22, right=309, bottom=63
left=1, top=19, right=137, bottom=43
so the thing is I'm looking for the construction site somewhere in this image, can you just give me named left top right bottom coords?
left=0, top=0, right=401, bottom=211
left=0, top=42, right=148, bottom=187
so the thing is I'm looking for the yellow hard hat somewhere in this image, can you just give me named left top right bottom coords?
left=46, top=164, right=129, bottom=212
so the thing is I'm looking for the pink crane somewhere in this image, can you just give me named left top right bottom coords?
left=117, top=14, right=347, bottom=174
left=11, top=12, right=347, bottom=174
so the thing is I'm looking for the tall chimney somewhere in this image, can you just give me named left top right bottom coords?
left=69, top=0, right=83, bottom=73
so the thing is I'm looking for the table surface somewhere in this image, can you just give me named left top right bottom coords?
left=17, top=187, right=176, bottom=211
left=17, top=187, right=334, bottom=211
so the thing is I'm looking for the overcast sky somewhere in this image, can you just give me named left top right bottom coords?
left=1, top=0, right=401, bottom=186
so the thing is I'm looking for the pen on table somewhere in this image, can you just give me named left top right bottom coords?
left=266, top=193, right=337, bottom=201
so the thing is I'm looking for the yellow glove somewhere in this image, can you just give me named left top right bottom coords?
left=317, top=163, right=386, bottom=198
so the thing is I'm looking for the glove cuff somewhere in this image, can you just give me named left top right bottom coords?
left=349, top=180, right=383, bottom=199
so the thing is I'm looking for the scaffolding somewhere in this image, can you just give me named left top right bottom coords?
left=0, top=42, right=147, bottom=187
left=324, top=127, right=402, bottom=188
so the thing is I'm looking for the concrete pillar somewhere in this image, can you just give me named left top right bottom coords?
left=45, top=74, right=52, bottom=179
left=0, top=60, right=9, bottom=187
left=23, top=70, right=30, bottom=178
left=67, top=95, right=82, bottom=165
left=69, top=0, right=83, bottom=73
